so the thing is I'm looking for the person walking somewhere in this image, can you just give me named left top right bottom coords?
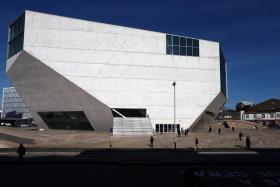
left=218, top=128, right=221, bottom=135
left=150, top=136, right=154, bottom=147
left=232, top=127, right=235, bottom=132
left=177, top=128, right=181, bottom=137
left=17, top=143, right=26, bottom=162
left=239, top=132, right=243, bottom=141
left=195, top=137, right=198, bottom=151
left=184, top=129, right=187, bottom=137
left=245, top=136, right=251, bottom=150
left=208, top=126, right=212, bottom=133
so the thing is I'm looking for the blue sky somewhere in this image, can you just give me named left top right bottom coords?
left=0, top=0, right=279, bottom=109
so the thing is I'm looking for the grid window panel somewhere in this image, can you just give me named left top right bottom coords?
left=173, top=46, right=179, bottom=55
left=166, top=45, right=172, bottom=54
left=166, top=35, right=172, bottom=46
left=180, top=46, right=186, bottom=56
left=172, top=36, right=179, bottom=46
left=179, top=37, right=186, bottom=46
left=187, top=47, right=193, bottom=56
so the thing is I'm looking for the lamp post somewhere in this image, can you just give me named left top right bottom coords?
left=172, top=81, right=176, bottom=149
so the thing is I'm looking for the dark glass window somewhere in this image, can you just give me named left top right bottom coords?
left=173, top=46, right=179, bottom=55
left=166, top=34, right=199, bottom=57
left=166, top=35, right=172, bottom=46
left=112, top=108, right=146, bottom=117
left=166, top=46, right=172, bottom=54
left=156, top=124, right=159, bottom=132
left=187, top=47, right=192, bottom=56
left=38, top=111, right=93, bottom=131
left=164, top=124, right=167, bottom=132
left=179, top=37, right=186, bottom=46
left=172, top=36, right=179, bottom=46
left=187, top=38, right=193, bottom=46
left=193, top=39, right=199, bottom=47
left=180, top=46, right=186, bottom=56
left=8, top=14, right=25, bottom=58
left=193, top=48, right=199, bottom=56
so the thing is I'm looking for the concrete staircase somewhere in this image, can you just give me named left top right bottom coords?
left=113, top=118, right=154, bottom=136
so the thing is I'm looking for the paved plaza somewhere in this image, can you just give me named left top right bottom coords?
left=0, top=121, right=279, bottom=152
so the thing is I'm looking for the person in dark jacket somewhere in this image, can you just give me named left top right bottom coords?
left=150, top=136, right=154, bottom=147
left=208, top=126, right=212, bottom=133
left=245, top=136, right=251, bottom=149
left=239, top=132, right=243, bottom=141
left=218, top=128, right=221, bottom=135
left=195, top=137, right=198, bottom=151
left=17, top=143, right=26, bottom=162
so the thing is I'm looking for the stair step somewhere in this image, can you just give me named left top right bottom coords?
left=113, top=117, right=153, bottom=136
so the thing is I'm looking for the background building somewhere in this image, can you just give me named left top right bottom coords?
left=241, top=99, right=280, bottom=126
left=6, top=11, right=227, bottom=135
left=1, top=87, right=31, bottom=119
left=236, top=100, right=254, bottom=111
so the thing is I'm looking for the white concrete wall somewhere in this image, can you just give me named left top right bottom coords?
left=22, top=10, right=221, bottom=129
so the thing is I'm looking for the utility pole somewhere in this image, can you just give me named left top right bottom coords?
left=172, top=81, right=176, bottom=149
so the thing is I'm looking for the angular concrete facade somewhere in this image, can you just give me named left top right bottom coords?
left=6, top=10, right=227, bottom=132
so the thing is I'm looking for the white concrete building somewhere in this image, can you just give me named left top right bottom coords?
left=6, top=11, right=227, bottom=135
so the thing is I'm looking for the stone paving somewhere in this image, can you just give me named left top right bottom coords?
left=0, top=120, right=279, bottom=149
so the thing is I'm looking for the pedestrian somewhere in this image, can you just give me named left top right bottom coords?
left=150, top=136, right=154, bottom=147
left=186, top=128, right=189, bottom=136
left=184, top=129, right=187, bottom=137
left=218, top=128, right=221, bottom=135
left=245, top=136, right=251, bottom=149
left=232, top=127, right=235, bottom=132
left=195, top=137, right=198, bottom=151
left=239, top=132, right=243, bottom=141
left=17, top=143, right=25, bottom=162
left=177, top=128, right=181, bottom=137
left=208, top=126, right=212, bottom=133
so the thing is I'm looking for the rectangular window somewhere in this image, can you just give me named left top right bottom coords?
left=8, top=14, right=25, bottom=58
left=262, top=114, right=265, bottom=118
left=187, top=47, right=192, bottom=56
left=187, top=38, right=193, bottom=46
left=179, top=37, right=186, bottom=46
left=166, top=34, right=199, bottom=57
left=173, top=46, right=179, bottom=55
left=193, top=39, right=199, bottom=47
left=168, top=124, right=172, bottom=132
left=156, top=124, right=159, bottom=132
left=160, top=124, right=163, bottom=132
left=38, top=111, right=93, bottom=131
left=166, top=46, right=172, bottom=54
left=193, top=47, right=199, bottom=56
left=270, top=114, right=274, bottom=118
left=166, top=35, right=172, bottom=46
left=172, top=36, right=179, bottom=46
left=164, top=124, right=167, bottom=132
left=180, top=46, right=186, bottom=56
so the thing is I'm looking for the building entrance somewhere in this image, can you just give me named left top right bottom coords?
left=156, top=124, right=180, bottom=133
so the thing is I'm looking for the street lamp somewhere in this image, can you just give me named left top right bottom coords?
left=172, top=81, right=176, bottom=149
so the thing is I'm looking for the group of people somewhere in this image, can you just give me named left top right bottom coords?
left=177, top=127, right=190, bottom=137
left=208, top=125, right=252, bottom=150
